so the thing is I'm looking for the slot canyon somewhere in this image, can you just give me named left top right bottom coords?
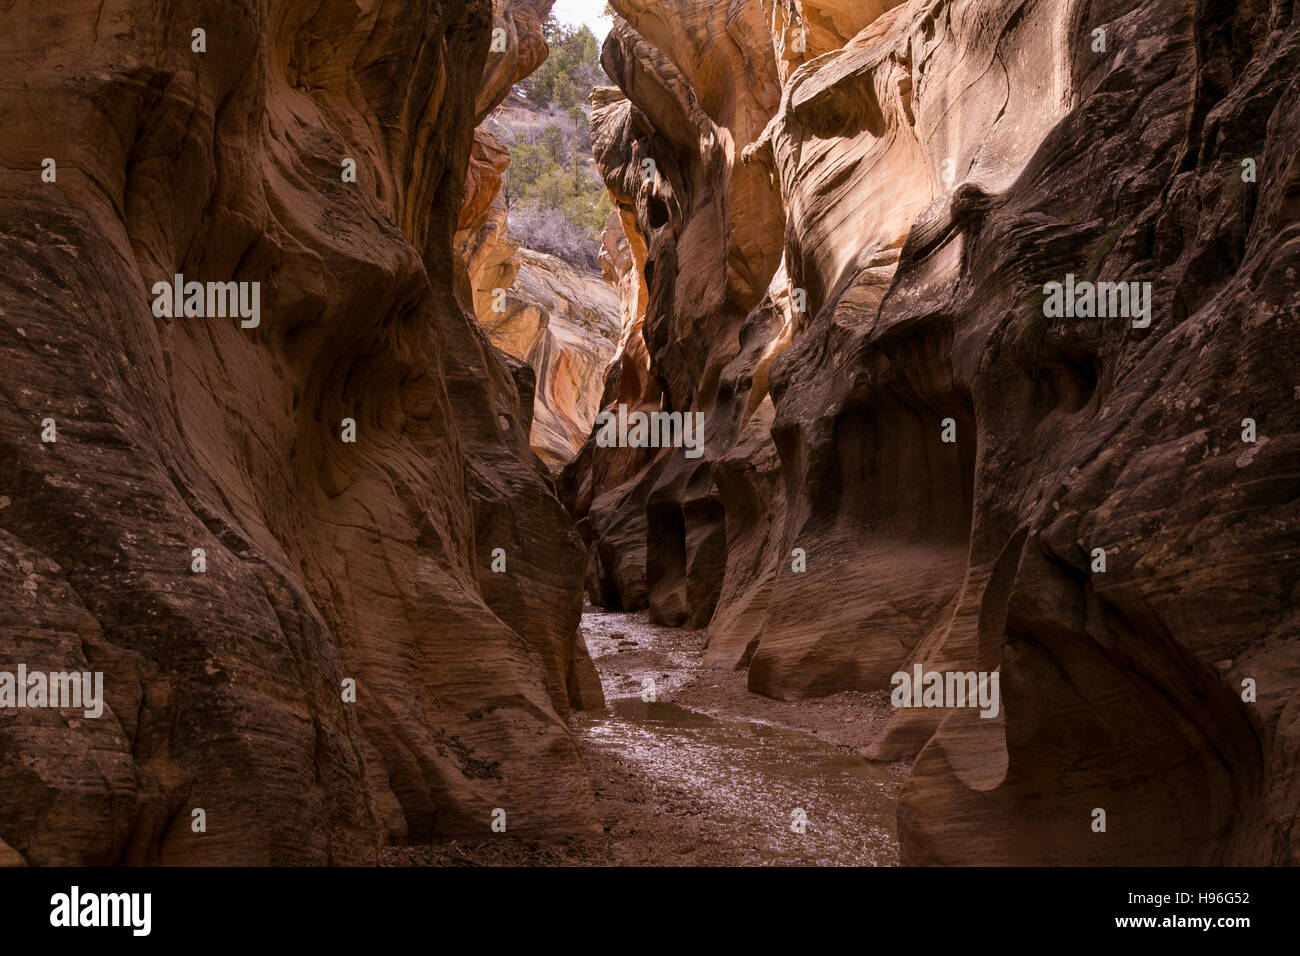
left=0, top=0, right=1297, bottom=868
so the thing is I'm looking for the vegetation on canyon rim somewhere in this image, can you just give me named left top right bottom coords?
left=488, top=15, right=613, bottom=272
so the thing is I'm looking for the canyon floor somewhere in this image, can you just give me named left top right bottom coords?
left=385, top=608, right=907, bottom=866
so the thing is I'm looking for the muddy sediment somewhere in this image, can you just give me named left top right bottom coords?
left=386, top=608, right=905, bottom=866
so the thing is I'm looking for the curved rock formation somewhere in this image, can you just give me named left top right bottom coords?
left=478, top=248, right=621, bottom=468
left=561, top=2, right=788, bottom=629
left=459, top=131, right=521, bottom=312
left=568, top=0, right=1300, bottom=864
left=0, top=0, right=602, bottom=864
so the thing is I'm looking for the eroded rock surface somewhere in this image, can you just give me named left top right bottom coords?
left=0, top=0, right=602, bottom=864
left=478, top=248, right=621, bottom=468
left=567, top=0, right=1300, bottom=864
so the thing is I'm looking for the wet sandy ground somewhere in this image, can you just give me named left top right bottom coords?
left=385, top=607, right=906, bottom=866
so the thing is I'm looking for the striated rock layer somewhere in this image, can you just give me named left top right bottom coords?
left=0, top=0, right=602, bottom=864
left=566, top=0, right=1300, bottom=864
left=477, top=248, right=621, bottom=469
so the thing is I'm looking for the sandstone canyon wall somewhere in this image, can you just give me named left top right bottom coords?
left=476, top=247, right=621, bottom=469
left=565, top=0, right=1300, bottom=864
left=0, top=0, right=605, bottom=865
left=457, top=167, right=622, bottom=471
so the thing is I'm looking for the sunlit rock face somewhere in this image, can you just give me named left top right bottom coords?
left=457, top=168, right=622, bottom=473
left=572, top=0, right=1300, bottom=864
left=459, top=133, right=521, bottom=318
left=479, top=248, right=621, bottom=469
left=456, top=0, right=546, bottom=322
left=0, top=0, right=602, bottom=864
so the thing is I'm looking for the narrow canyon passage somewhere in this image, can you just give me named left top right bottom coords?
left=387, top=608, right=904, bottom=866
left=1, top=0, right=1295, bottom=873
